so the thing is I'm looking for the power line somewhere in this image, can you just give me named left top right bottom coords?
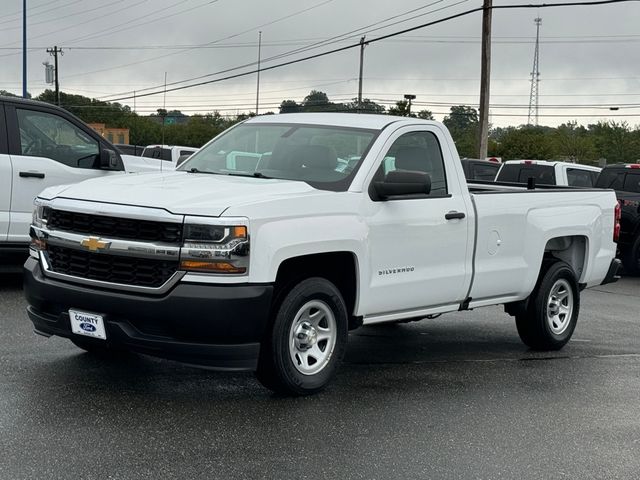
left=1, top=0, right=128, bottom=31
left=0, top=0, right=79, bottom=25
left=60, top=0, right=335, bottom=80
left=0, top=0, right=198, bottom=48
left=96, top=0, right=470, bottom=100
left=101, top=0, right=640, bottom=104
left=0, top=0, right=152, bottom=58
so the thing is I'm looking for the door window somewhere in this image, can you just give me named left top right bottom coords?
left=595, top=170, right=625, bottom=190
left=376, top=131, right=447, bottom=196
left=623, top=172, right=640, bottom=193
left=143, top=147, right=172, bottom=161
left=567, top=168, right=594, bottom=187
left=472, top=163, right=499, bottom=181
left=16, top=109, right=100, bottom=169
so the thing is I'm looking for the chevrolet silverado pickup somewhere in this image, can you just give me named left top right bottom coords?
left=24, top=113, right=621, bottom=395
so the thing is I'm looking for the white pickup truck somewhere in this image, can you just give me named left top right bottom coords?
left=0, top=97, right=180, bottom=268
left=0, top=96, right=129, bottom=268
left=24, top=113, right=621, bottom=395
left=140, top=144, right=198, bottom=169
left=496, top=160, right=602, bottom=187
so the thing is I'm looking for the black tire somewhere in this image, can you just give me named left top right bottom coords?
left=621, top=235, right=640, bottom=276
left=256, top=277, right=348, bottom=395
left=515, top=260, right=580, bottom=351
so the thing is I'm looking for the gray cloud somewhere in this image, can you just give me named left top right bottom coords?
left=1, top=0, right=639, bottom=126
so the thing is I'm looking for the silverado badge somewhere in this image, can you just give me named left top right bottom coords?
left=80, top=236, right=111, bottom=252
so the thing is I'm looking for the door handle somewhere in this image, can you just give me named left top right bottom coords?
left=445, top=211, right=466, bottom=220
left=19, top=171, right=45, bottom=179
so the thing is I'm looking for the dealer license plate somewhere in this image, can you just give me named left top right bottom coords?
left=69, top=309, right=107, bottom=340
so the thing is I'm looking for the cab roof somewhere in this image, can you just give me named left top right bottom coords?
left=245, top=112, right=440, bottom=131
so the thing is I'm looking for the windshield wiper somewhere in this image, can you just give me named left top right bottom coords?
left=187, top=167, right=217, bottom=174
left=226, top=171, right=272, bottom=179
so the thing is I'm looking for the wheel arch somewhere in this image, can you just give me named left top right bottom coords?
left=543, top=234, right=588, bottom=283
left=273, top=251, right=361, bottom=329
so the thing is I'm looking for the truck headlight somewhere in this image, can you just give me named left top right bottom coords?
left=180, top=219, right=249, bottom=274
left=29, top=199, right=50, bottom=258
left=32, top=198, right=50, bottom=229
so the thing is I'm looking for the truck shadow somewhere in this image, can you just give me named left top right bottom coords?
left=21, top=317, right=546, bottom=404
left=0, top=272, right=23, bottom=290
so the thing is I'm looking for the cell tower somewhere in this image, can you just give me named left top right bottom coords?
left=527, top=17, right=542, bottom=126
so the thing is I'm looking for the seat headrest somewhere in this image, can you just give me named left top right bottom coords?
left=287, top=145, right=336, bottom=170
left=394, top=146, right=431, bottom=172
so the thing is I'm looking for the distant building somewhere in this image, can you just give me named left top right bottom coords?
left=88, top=123, right=130, bottom=145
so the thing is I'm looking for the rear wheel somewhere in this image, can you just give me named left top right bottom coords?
left=515, top=260, right=580, bottom=350
left=256, top=277, right=348, bottom=395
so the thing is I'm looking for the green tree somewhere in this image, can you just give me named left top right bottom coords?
left=302, top=90, right=330, bottom=109
left=443, top=106, right=479, bottom=158
left=417, top=110, right=434, bottom=120
left=388, top=100, right=415, bottom=117
left=588, top=121, right=639, bottom=163
left=554, top=121, right=596, bottom=164
left=494, top=125, right=556, bottom=160
left=343, top=98, right=386, bottom=114
left=279, top=100, right=300, bottom=113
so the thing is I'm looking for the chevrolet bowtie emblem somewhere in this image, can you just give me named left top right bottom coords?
left=80, top=236, right=111, bottom=252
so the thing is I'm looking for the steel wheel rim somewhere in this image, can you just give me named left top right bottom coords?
left=546, top=278, right=574, bottom=335
left=288, top=300, right=337, bottom=376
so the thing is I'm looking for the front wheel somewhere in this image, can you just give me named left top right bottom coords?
left=256, top=277, right=348, bottom=395
left=515, top=260, right=580, bottom=350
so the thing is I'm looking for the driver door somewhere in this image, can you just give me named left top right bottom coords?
left=6, top=105, right=121, bottom=243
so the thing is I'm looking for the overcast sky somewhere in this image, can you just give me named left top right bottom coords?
left=1, top=0, right=639, bottom=127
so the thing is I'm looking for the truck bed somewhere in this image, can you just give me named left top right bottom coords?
left=465, top=183, right=617, bottom=309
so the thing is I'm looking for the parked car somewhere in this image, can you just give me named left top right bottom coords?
left=496, top=160, right=601, bottom=187
left=114, top=143, right=145, bottom=156
left=595, top=164, right=640, bottom=274
left=24, top=113, right=620, bottom=395
left=460, top=158, right=500, bottom=181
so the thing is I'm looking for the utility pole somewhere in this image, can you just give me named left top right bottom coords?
left=255, top=31, right=262, bottom=115
left=477, top=0, right=492, bottom=160
left=46, top=46, right=63, bottom=105
left=22, top=0, right=27, bottom=98
left=357, top=36, right=366, bottom=111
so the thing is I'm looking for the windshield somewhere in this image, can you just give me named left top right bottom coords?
left=178, top=123, right=378, bottom=191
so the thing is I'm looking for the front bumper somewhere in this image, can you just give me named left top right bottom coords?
left=24, top=258, right=273, bottom=370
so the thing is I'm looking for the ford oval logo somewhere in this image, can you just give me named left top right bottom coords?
left=80, top=322, right=96, bottom=333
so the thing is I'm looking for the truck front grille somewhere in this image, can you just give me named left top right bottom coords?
left=47, top=245, right=178, bottom=288
left=47, top=209, right=183, bottom=244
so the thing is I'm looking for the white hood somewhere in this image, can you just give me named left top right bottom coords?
left=40, top=171, right=328, bottom=217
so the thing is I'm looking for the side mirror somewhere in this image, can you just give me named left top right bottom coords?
left=100, top=148, right=123, bottom=170
left=373, top=170, right=431, bottom=200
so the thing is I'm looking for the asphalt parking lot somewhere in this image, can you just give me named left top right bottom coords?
left=1, top=273, right=639, bottom=480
